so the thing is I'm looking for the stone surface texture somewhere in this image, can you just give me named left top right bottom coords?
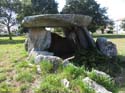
left=83, top=77, right=112, bottom=93
left=96, top=37, right=117, bottom=57
left=92, top=70, right=111, bottom=78
left=27, top=28, right=51, bottom=52
left=22, top=14, right=92, bottom=27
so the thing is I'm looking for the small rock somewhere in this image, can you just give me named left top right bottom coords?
left=34, top=55, right=62, bottom=64
left=36, top=65, right=41, bottom=74
left=83, top=77, right=112, bottom=93
left=61, top=78, right=70, bottom=88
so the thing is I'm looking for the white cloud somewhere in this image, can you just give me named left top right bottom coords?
left=95, top=0, right=125, bottom=20
left=56, top=0, right=125, bottom=20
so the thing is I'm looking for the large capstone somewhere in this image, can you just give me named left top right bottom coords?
left=22, top=14, right=92, bottom=27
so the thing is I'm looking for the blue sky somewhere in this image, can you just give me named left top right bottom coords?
left=56, top=0, right=125, bottom=20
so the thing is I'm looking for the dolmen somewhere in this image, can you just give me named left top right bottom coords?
left=22, top=14, right=117, bottom=64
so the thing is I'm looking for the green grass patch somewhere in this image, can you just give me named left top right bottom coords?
left=16, top=71, right=34, bottom=83
left=0, top=35, right=124, bottom=92
left=0, top=73, right=6, bottom=82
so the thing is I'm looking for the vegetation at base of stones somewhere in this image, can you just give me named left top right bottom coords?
left=88, top=69, right=118, bottom=93
left=39, top=60, right=54, bottom=74
left=34, top=62, right=117, bottom=93
left=35, top=74, right=70, bottom=93
left=62, top=0, right=111, bottom=33
left=62, top=64, right=87, bottom=80
left=73, top=48, right=121, bottom=77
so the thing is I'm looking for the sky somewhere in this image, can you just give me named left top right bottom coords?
left=56, top=0, right=125, bottom=21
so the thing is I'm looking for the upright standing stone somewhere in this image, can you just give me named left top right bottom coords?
left=27, top=27, right=51, bottom=52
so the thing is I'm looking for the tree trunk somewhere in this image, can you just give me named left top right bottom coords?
left=7, top=26, right=12, bottom=40
left=101, top=29, right=104, bottom=34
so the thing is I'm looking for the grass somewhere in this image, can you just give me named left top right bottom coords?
left=0, top=34, right=124, bottom=92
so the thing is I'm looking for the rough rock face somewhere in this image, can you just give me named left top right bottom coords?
left=92, top=70, right=111, bottom=78
left=26, top=28, right=51, bottom=52
left=96, top=37, right=117, bottom=57
left=28, top=49, right=71, bottom=72
left=22, top=14, right=92, bottom=27
left=83, top=77, right=112, bottom=93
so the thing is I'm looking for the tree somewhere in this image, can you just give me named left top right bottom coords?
left=62, top=0, right=109, bottom=33
left=17, top=0, right=58, bottom=25
left=31, top=0, right=58, bottom=14
left=16, top=0, right=33, bottom=23
left=0, top=0, right=21, bottom=40
left=121, top=19, right=125, bottom=31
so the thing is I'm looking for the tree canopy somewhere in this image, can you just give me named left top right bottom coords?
left=62, top=0, right=110, bottom=33
left=17, top=0, right=58, bottom=23
left=31, top=0, right=58, bottom=14
left=121, top=19, right=125, bottom=31
left=0, top=0, right=21, bottom=40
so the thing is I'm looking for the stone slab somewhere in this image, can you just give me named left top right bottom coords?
left=22, top=14, right=92, bottom=27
